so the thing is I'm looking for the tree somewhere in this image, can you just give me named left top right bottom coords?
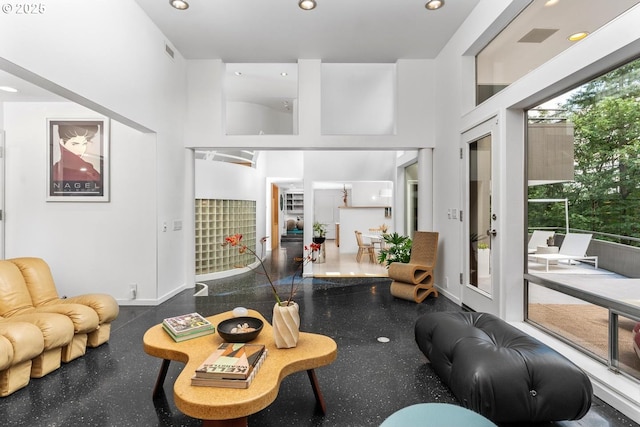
left=528, top=58, right=640, bottom=244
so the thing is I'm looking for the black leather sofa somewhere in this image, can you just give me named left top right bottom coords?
left=415, top=311, right=593, bottom=424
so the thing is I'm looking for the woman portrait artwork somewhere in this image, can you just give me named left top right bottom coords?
left=48, top=119, right=108, bottom=200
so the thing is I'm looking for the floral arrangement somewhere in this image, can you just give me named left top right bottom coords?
left=223, top=234, right=321, bottom=306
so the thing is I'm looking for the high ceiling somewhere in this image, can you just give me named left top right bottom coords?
left=133, top=0, right=482, bottom=62
left=2, top=1, right=640, bottom=104
left=0, top=0, right=482, bottom=103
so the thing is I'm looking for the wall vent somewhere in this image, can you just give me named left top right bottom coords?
left=165, top=43, right=175, bottom=59
left=518, top=28, right=558, bottom=43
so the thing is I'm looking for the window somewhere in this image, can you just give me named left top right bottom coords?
left=476, top=0, right=640, bottom=105
left=525, top=57, right=640, bottom=382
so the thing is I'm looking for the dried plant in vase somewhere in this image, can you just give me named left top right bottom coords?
left=223, top=234, right=320, bottom=348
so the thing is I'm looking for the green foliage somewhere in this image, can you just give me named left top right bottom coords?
left=313, top=221, right=326, bottom=237
left=377, top=232, right=412, bottom=267
left=528, top=57, right=640, bottom=246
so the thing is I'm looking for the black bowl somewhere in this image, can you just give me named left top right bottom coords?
left=217, top=316, right=264, bottom=343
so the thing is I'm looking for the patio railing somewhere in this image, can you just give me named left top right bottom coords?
left=526, top=228, right=640, bottom=382
left=524, top=273, right=640, bottom=382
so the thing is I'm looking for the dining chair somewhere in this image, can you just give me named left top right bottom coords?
left=355, top=231, right=376, bottom=263
left=368, top=228, right=384, bottom=251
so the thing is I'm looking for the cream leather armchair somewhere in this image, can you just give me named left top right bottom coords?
left=0, top=318, right=44, bottom=396
left=0, top=260, right=97, bottom=364
left=9, top=257, right=119, bottom=348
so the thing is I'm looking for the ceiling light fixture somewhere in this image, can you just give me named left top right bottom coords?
left=568, top=31, right=589, bottom=42
left=281, top=72, right=288, bottom=77
left=0, top=86, right=18, bottom=93
left=425, top=0, right=444, bottom=10
left=298, top=0, right=317, bottom=11
left=234, top=71, right=242, bottom=76
left=169, top=0, right=189, bottom=10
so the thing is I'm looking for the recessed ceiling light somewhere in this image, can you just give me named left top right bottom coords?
left=234, top=71, right=242, bottom=76
left=169, top=0, right=189, bottom=10
left=299, top=0, right=316, bottom=11
left=545, top=0, right=559, bottom=6
left=0, top=86, right=18, bottom=93
left=281, top=72, right=288, bottom=77
left=568, top=31, right=589, bottom=42
left=425, top=0, right=444, bottom=10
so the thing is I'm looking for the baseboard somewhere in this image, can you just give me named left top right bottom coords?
left=116, top=283, right=191, bottom=306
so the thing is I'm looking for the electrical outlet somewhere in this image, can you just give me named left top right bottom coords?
left=130, top=283, right=137, bottom=299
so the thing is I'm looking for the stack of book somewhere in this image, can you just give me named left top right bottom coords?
left=162, top=312, right=215, bottom=342
left=191, top=343, right=267, bottom=389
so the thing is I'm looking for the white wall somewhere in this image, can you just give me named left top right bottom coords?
left=182, top=59, right=434, bottom=150
left=313, top=189, right=344, bottom=240
left=0, top=0, right=189, bottom=305
left=226, top=102, right=292, bottom=135
left=349, top=181, right=393, bottom=207
left=321, top=63, right=396, bottom=135
left=4, top=102, right=157, bottom=302
left=195, top=160, right=260, bottom=201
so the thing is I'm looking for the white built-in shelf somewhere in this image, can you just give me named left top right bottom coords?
left=286, top=192, right=304, bottom=213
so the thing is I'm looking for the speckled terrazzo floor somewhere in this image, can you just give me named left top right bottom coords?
left=1, top=241, right=638, bottom=427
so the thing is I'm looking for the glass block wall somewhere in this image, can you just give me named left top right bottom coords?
left=195, top=199, right=257, bottom=275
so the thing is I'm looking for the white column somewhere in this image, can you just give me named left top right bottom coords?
left=417, top=148, right=433, bottom=231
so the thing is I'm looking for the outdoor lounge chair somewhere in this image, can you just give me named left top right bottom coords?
left=532, top=233, right=598, bottom=272
left=528, top=230, right=555, bottom=254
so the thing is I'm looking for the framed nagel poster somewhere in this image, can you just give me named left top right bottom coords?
left=47, top=118, right=110, bottom=202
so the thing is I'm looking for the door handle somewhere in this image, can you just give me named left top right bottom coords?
left=487, top=229, right=497, bottom=237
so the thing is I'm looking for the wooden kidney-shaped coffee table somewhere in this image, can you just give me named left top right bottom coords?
left=143, top=309, right=337, bottom=427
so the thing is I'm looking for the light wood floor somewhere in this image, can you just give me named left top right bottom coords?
left=311, top=239, right=389, bottom=278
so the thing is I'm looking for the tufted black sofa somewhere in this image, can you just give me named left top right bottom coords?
left=415, top=311, right=593, bottom=424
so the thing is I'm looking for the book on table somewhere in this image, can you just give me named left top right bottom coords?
left=194, top=343, right=266, bottom=380
left=162, top=312, right=214, bottom=342
left=191, top=349, right=268, bottom=389
left=162, top=324, right=215, bottom=342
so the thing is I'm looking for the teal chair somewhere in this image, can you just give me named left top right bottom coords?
left=380, top=403, right=497, bottom=427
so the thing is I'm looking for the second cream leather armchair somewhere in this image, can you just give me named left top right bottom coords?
left=9, top=257, right=119, bottom=348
